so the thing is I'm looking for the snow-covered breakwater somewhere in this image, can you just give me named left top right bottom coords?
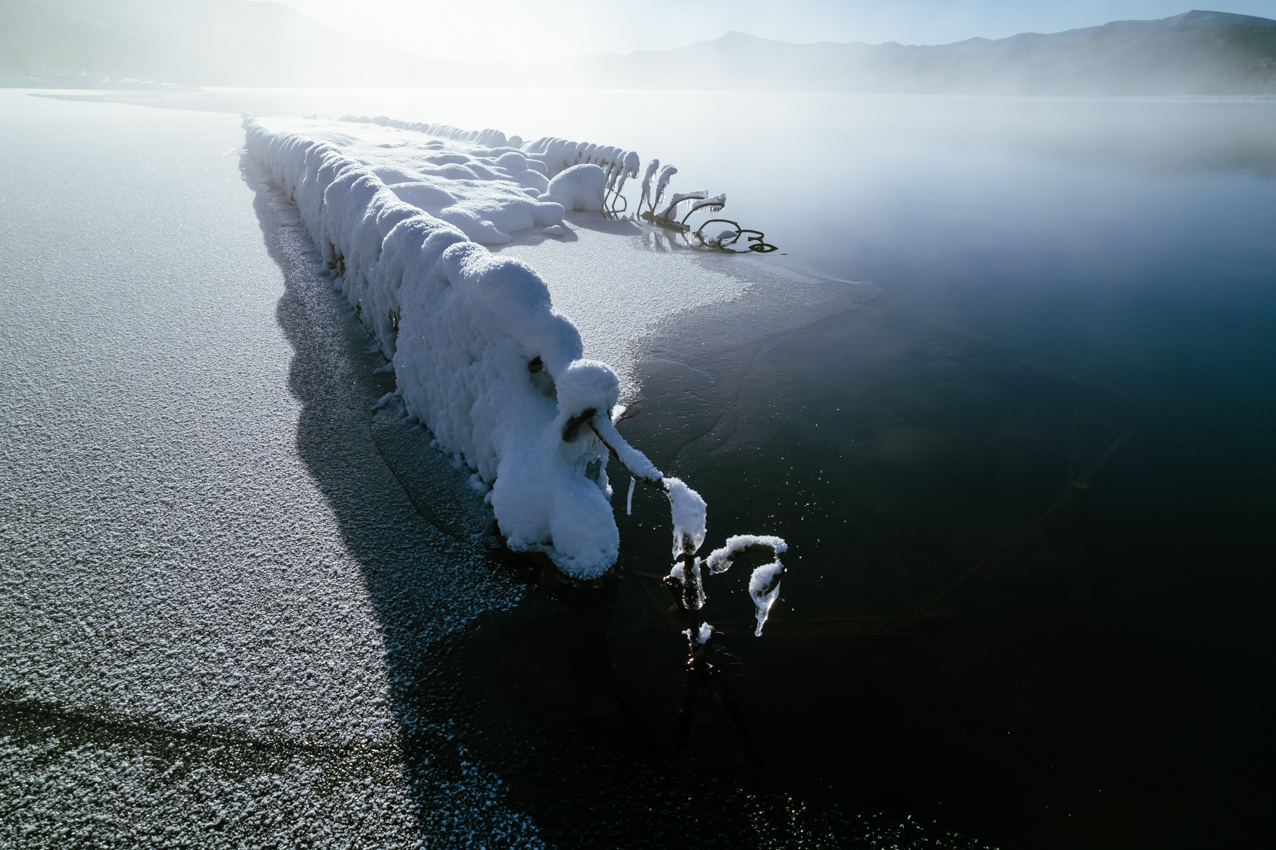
left=245, top=116, right=640, bottom=578
left=244, top=116, right=785, bottom=622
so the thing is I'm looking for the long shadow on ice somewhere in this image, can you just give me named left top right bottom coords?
left=244, top=157, right=549, bottom=844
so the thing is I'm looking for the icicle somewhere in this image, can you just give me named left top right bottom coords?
left=652, top=165, right=678, bottom=214
left=627, top=476, right=636, bottom=516
left=670, top=557, right=706, bottom=609
left=656, top=190, right=708, bottom=221
left=639, top=159, right=660, bottom=213
left=684, top=193, right=726, bottom=221
left=615, top=151, right=640, bottom=197
left=749, top=562, right=784, bottom=636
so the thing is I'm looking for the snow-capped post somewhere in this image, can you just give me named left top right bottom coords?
left=638, top=159, right=660, bottom=215
left=679, top=194, right=726, bottom=225
left=650, top=165, right=678, bottom=217
left=655, top=190, right=707, bottom=222
left=604, top=151, right=641, bottom=216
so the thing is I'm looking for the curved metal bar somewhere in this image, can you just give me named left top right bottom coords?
left=694, top=218, right=745, bottom=246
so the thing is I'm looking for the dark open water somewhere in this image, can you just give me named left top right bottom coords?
left=406, top=97, right=1276, bottom=849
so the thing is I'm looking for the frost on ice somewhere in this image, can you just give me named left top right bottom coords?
left=244, top=114, right=789, bottom=619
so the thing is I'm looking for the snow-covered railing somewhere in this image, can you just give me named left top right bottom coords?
left=633, top=158, right=777, bottom=253
left=338, top=114, right=771, bottom=251
left=245, top=115, right=786, bottom=639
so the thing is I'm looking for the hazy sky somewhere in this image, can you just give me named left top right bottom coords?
left=276, top=0, right=1276, bottom=63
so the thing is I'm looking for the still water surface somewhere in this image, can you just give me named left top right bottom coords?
left=615, top=95, right=1276, bottom=848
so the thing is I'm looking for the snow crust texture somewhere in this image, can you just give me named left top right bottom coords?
left=245, top=116, right=654, bottom=578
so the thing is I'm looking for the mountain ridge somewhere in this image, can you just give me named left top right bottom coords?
left=2, top=4, right=1274, bottom=94
left=559, top=10, right=1276, bottom=95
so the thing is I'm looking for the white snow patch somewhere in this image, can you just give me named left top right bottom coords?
left=664, top=477, right=708, bottom=559
left=749, top=561, right=785, bottom=637
left=254, top=115, right=567, bottom=245
left=543, top=163, right=607, bottom=212
left=684, top=621, right=713, bottom=645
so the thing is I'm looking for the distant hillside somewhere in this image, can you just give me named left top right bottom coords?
left=568, top=11, right=1276, bottom=95
left=2, top=4, right=1273, bottom=94
left=0, top=0, right=433, bottom=86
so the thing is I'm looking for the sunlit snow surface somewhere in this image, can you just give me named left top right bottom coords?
left=0, top=92, right=541, bottom=848
left=253, top=115, right=621, bottom=245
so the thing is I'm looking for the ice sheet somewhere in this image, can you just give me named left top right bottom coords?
left=0, top=91, right=541, bottom=847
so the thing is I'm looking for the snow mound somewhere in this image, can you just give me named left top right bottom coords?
left=245, top=116, right=660, bottom=578
left=253, top=116, right=646, bottom=245
left=337, top=115, right=643, bottom=238
left=543, top=164, right=607, bottom=212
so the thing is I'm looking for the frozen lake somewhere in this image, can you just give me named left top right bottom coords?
left=3, top=88, right=1275, bottom=848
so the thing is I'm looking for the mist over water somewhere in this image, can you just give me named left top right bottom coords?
left=608, top=92, right=1276, bottom=848
left=6, top=86, right=1275, bottom=847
